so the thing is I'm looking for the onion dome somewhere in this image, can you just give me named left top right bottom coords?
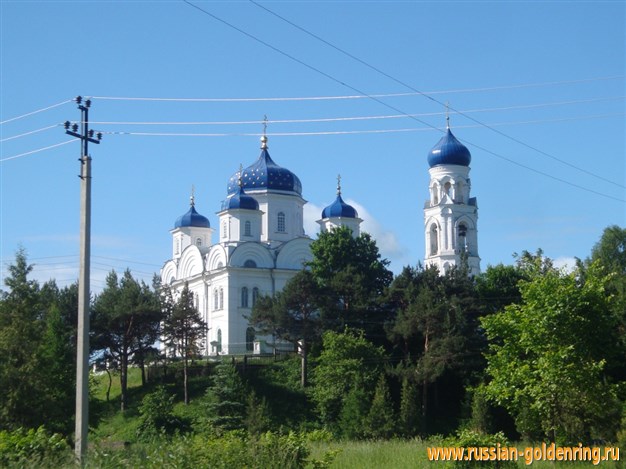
left=321, top=175, right=358, bottom=219
left=427, top=128, right=471, bottom=168
left=221, top=165, right=259, bottom=211
left=227, top=136, right=302, bottom=195
left=174, top=194, right=210, bottom=228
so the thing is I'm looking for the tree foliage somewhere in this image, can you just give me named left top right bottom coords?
left=365, top=374, right=396, bottom=439
left=250, top=270, right=324, bottom=387
left=202, top=362, right=248, bottom=433
left=481, top=261, right=620, bottom=443
left=0, top=250, right=75, bottom=434
left=91, top=269, right=162, bottom=411
left=161, top=282, right=207, bottom=404
left=311, top=328, right=386, bottom=429
left=388, top=265, right=481, bottom=433
left=308, top=226, right=393, bottom=342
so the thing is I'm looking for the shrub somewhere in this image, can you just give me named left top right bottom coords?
left=0, top=426, right=70, bottom=467
left=443, top=429, right=517, bottom=468
left=137, top=386, right=187, bottom=439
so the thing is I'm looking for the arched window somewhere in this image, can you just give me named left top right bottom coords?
left=244, top=259, right=257, bottom=268
left=217, top=329, right=222, bottom=353
left=222, top=221, right=228, bottom=239
left=432, top=183, right=439, bottom=205
left=455, top=182, right=464, bottom=203
left=241, top=287, right=249, bottom=308
left=213, top=288, right=219, bottom=310
left=244, top=220, right=251, bottom=237
left=219, top=287, right=224, bottom=310
left=195, top=237, right=202, bottom=247
left=430, top=223, right=439, bottom=256
left=458, top=223, right=468, bottom=252
left=246, top=327, right=255, bottom=352
left=277, top=212, right=286, bottom=232
left=252, top=287, right=260, bottom=306
left=444, top=181, right=452, bottom=196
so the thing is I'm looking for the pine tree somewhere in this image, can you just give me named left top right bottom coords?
left=0, top=249, right=46, bottom=430
left=245, top=390, right=271, bottom=436
left=399, top=377, right=420, bottom=437
left=365, top=374, right=396, bottom=439
left=162, top=282, right=207, bottom=405
left=203, top=363, right=247, bottom=432
left=338, top=385, right=370, bottom=439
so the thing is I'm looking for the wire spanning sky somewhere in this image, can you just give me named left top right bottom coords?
left=1, top=1, right=624, bottom=291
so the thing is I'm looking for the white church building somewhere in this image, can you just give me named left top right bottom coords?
left=161, top=124, right=479, bottom=356
left=160, top=135, right=362, bottom=355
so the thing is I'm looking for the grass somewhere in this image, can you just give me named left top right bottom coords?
left=91, top=367, right=144, bottom=402
left=310, top=439, right=431, bottom=468
left=310, top=439, right=623, bottom=468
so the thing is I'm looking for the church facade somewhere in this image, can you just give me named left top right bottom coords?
left=160, top=136, right=361, bottom=355
left=161, top=125, right=479, bottom=355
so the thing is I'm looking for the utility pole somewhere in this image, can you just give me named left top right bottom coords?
left=64, top=96, right=101, bottom=463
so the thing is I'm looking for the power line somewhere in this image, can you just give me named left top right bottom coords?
left=89, top=76, right=624, bottom=102
left=86, top=95, right=626, bottom=126
left=247, top=0, right=624, bottom=191
left=0, top=124, right=60, bottom=143
left=99, top=112, right=624, bottom=138
left=0, top=99, right=73, bottom=125
left=0, top=140, right=75, bottom=163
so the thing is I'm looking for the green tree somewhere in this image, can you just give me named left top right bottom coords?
left=37, top=304, right=75, bottom=434
left=308, top=226, right=393, bottom=342
left=481, top=261, right=620, bottom=443
left=203, top=362, right=247, bottom=432
left=365, top=374, right=396, bottom=439
left=0, top=250, right=76, bottom=434
left=588, top=225, right=626, bottom=382
left=0, top=249, right=47, bottom=430
left=251, top=270, right=323, bottom=387
left=162, top=283, right=207, bottom=404
left=338, top=385, right=370, bottom=439
left=92, top=269, right=162, bottom=411
left=388, top=265, right=477, bottom=433
left=311, top=328, right=386, bottom=428
left=475, top=263, right=526, bottom=315
left=245, top=390, right=272, bottom=436
left=399, top=377, right=420, bottom=437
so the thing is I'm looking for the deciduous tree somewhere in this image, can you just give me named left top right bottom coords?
left=481, top=262, right=620, bottom=443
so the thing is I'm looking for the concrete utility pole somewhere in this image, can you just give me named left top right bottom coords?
left=64, top=96, right=101, bottom=462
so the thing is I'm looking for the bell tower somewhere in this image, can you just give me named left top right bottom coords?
left=423, top=120, right=480, bottom=275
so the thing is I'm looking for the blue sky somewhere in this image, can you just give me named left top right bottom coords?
left=1, top=1, right=624, bottom=292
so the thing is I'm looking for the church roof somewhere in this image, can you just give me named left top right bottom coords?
left=221, top=185, right=259, bottom=211
left=321, top=194, right=358, bottom=219
left=227, top=136, right=302, bottom=196
left=427, top=128, right=471, bottom=168
left=174, top=201, right=210, bottom=229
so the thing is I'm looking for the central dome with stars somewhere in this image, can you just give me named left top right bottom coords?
left=227, top=136, right=302, bottom=196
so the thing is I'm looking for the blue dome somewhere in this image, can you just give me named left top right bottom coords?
left=227, top=141, right=302, bottom=196
left=322, top=194, right=358, bottom=219
left=221, top=186, right=259, bottom=211
left=427, top=128, right=471, bottom=167
left=174, top=204, right=210, bottom=228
